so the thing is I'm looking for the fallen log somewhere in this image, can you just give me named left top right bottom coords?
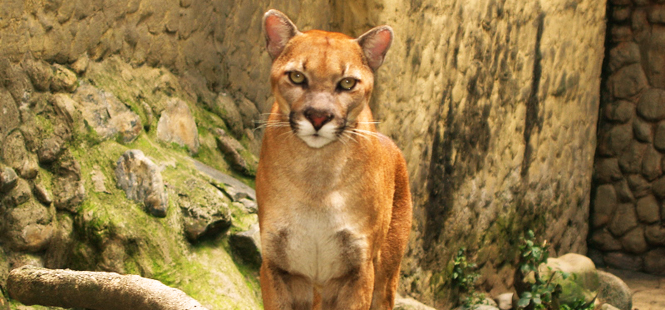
left=7, top=266, right=208, bottom=310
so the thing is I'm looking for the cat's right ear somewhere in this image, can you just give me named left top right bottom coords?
left=263, top=10, right=299, bottom=60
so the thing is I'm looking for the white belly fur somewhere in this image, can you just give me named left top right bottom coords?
left=278, top=191, right=367, bottom=285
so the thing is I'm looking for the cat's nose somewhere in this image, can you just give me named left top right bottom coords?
left=304, top=109, right=333, bottom=131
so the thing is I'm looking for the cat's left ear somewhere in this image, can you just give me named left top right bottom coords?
left=356, top=25, right=393, bottom=71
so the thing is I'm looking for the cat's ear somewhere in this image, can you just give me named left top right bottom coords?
left=263, top=10, right=300, bottom=59
left=356, top=26, right=393, bottom=71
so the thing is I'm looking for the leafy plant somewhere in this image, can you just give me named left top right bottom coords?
left=516, top=230, right=594, bottom=310
left=516, top=230, right=566, bottom=310
left=452, top=248, right=486, bottom=309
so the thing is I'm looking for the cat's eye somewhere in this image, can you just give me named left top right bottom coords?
left=289, top=71, right=306, bottom=84
left=338, top=78, right=357, bottom=90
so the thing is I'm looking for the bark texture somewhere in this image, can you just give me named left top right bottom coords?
left=7, top=266, right=208, bottom=310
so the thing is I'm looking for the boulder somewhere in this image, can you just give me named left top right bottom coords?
left=32, top=182, right=52, bottom=206
left=178, top=177, right=233, bottom=242
left=2, top=130, right=39, bottom=179
left=156, top=98, right=199, bottom=154
left=539, top=254, right=600, bottom=305
left=636, top=195, right=660, bottom=223
left=73, top=83, right=142, bottom=143
left=212, top=93, right=244, bottom=137
left=608, top=203, right=638, bottom=237
left=229, top=223, right=261, bottom=267
left=637, top=88, right=665, bottom=121
left=394, top=295, right=437, bottom=310
left=115, top=150, right=168, bottom=217
left=52, top=154, right=85, bottom=213
left=597, top=270, right=632, bottom=310
left=0, top=200, right=54, bottom=252
left=193, top=160, right=256, bottom=201
left=495, top=293, right=513, bottom=310
left=0, top=165, right=18, bottom=193
left=50, top=64, right=77, bottom=93
left=214, top=128, right=257, bottom=177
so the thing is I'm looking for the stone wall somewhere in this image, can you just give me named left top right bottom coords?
left=589, top=0, right=665, bottom=276
left=0, top=0, right=609, bottom=308
left=365, top=1, right=606, bottom=305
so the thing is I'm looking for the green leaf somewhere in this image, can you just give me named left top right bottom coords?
left=522, top=292, right=532, bottom=299
left=517, top=297, right=531, bottom=308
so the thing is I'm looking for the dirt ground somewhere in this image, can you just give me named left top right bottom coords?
left=604, top=268, right=665, bottom=310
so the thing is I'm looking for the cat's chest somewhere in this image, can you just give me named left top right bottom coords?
left=264, top=191, right=368, bottom=285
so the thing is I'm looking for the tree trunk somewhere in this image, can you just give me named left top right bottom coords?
left=7, top=266, right=208, bottom=310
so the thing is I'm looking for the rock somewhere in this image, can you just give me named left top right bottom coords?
left=2, top=130, right=39, bottom=179
left=590, top=229, right=622, bottom=251
left=0, top=165, right=18, bottom=193
left=496, top=293, right=513, bottom=310
left=593, top=184, right=618, bottom=228
left=32, top=182, right=52, bottom=206
left=70, top=53, right=90, bottom=75
left=597, top=270, right=632, bottom=310
left=613, top=179, right=635, bottom=202
left=618, top=141, right=646, bottom=174
left=636, top=195, right=660, bottom=223
left=646, top=26, right=665, bottom=88
left=594, top=158, right=622, bottom=184
left=0, top=88, right=20, bottom=145
left=212, top=93, right=244, bottom=137
left=393, top=295, right=437, bottom=310
left=539, top=254, right=599, bottom=305
left=637, top=88, right=665, bottom=121
left=22, top=57, right=52, bottom=91
left=620, top=227, right=648, bottom=254
left=73, top=83, right=142, bottom=143
left=644, top=248, right=665, bottom=275
left=601, top=124, right=633, bottom=157
left=193, top=160, right=256, bottom=201
left=239, top=198, right=257, bottom=213
left=115, top=150, right=168, bottom=217
left=610, top=25, right=633, bottom=43
left=603, top=252, right=643, bottom=271
left=229, top=223, right=261, bottom=267
left=176, top=177, right=233, bottom=242
left=609, top=203, right=638, bottom=237
left=633, top=118, right=653, bottom=143
left=236, top=95, right=260, bottom=130
left=37, top=137, right=64, bottom=164
left=609, top=63, right=648, bottom=100
left=2, top=178, right=32, bottom=208
left=215, top=129, right=257, bottom=176
left=156, top=98, right=199, bottom=154
left=600, top=304, right=620, bottom=310
left=608, top=42, right=640, bottom=73
left=627, top=174, right=651, bottom=198
left=653, top=175, right=665, bottom=198
left=1, top=200, right=54, bottom=252
left=50, top=64, right=77, bottom=93
left=52, top=154, right=85, bottom=213
left=605, top=100, right=634, bottom=123
left=645, top=225, right=665, bottom=245
left=642, top=146, right=662, bottom=181
left=655, top=121, right=665, bottom=151
left=648, top=6, right=665, bottom=23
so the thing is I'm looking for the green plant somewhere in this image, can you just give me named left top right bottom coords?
left=452, top=247, right=478, bottom=292
left=517, top=230, right=593, bottom=310
left=452, top=248, right=486, bottom=309
left=516, top=230, right=566, bottom=310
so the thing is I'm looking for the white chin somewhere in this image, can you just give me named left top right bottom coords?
left=298, top=135, right=335, bottom=148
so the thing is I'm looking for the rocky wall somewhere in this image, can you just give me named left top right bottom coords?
left=589, top=0, right=665, bottom=276
left=375, top=0, right=605, bottom=306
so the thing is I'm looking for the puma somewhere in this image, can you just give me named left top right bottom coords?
left=256, top=9, right=412, bottom=310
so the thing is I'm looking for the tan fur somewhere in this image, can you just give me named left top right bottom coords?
left=257, top=10, right=412, bottom=310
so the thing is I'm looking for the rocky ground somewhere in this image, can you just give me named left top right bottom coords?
left=604, top=268, right=665, bottom=310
